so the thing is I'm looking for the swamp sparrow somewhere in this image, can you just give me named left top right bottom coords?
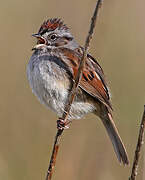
left=27, top=18, right=129, bottom=165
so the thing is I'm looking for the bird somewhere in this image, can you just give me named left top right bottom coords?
left=27, top=18, right=129, bottom=165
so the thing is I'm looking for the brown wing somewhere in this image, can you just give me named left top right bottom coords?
left=80, top=52, right=112, bottom=110
left=59, top=47, right=112, bottom=110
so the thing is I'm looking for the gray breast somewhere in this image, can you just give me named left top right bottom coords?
left=27, top=52, right=71, bottom=115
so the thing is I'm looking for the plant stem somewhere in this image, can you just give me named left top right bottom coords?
left=45, top=1, right=104, bottom=179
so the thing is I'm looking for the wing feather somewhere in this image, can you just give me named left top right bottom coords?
left=59, top=47, right=112, bottom=110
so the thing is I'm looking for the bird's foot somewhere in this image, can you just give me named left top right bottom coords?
left=57, top=118, right=71, bottom=130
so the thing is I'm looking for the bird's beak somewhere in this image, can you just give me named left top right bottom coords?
left=32, top=33, right=42, bottom=38
left=32, top=33, right=47, bottom=50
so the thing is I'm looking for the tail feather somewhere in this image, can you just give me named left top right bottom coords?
left=96, top=106, right=129, bottom=165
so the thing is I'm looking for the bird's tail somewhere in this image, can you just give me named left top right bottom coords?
left=95, top=105, right=129, bottom=165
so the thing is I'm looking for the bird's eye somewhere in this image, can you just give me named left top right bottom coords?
left=50, top=34, right=57, bottom=40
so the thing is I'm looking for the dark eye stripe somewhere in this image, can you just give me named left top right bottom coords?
left=64, top=36, right=73, bottom=41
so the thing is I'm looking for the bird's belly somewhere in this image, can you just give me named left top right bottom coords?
left=27, top=61, right=95, bottom=119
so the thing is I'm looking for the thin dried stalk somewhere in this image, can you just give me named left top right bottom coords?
left=45, top=1, right=104, bottom=179
left=143, top=150, right=145, bottom=180
left=129, top=106, right=145, bottom=180
left=143, top=149, right=145, bottom=180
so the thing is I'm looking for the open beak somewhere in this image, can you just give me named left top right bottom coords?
left=32, top=33, right=47, bottom=50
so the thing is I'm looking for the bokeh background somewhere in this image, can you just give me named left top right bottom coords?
left=0, top=0, right=145, bottom=179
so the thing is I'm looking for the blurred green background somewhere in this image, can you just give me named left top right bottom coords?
left=0, top=0, right=145, bottom=179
